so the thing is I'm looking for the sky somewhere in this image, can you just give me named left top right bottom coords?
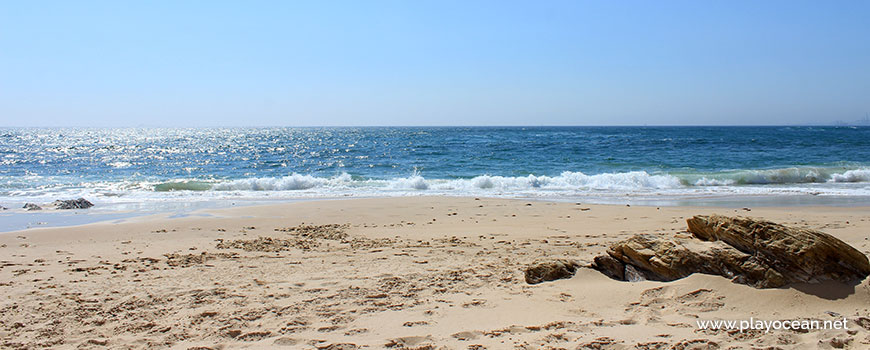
left=1, top=1, right=868, bottom=127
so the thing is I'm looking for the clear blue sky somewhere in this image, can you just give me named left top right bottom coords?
left=1, top=1, right=868, bottom=126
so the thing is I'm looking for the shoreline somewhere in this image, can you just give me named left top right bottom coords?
left=3, top=193, right=870, bottom=234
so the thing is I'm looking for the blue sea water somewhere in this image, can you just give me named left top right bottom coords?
left=1, top=126, right=870, bottom=207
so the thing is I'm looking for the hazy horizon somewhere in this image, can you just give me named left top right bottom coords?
left=2, top=1, right=868, bottom=127
left=2, top=124, right=870, bottom=129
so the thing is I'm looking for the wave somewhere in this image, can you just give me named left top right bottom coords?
left=153, top=181, right=213, bottom=192
left=683, top=167, right=870, bottom=186
left=211, top=173, right=353, bottom=191
left=829, top=169, right=870, bottom=183
left=443, top=172, right=683, bottom=191
left=6, top=167, right=870, bottom=207
left=147, top=166, right=870, bottom=194
left=6, top=166, right=867, bottom=205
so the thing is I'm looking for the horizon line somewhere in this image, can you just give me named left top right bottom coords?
left=0, top=124, right=866, bottom=129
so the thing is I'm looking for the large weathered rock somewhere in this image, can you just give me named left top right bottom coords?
left=687, top=215, right=870, bottom=284
left=591, top=215, right=870, bottom=288
left=525, top=259, right=579, bottom=284
left=598, top=234, right=785, bottom=288
left=52, top=198, right=94, bottom=209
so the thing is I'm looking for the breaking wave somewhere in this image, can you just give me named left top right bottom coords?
left=149, top=166, right=870, bottom=194
left=211, top=173, right=353, bottom=191
left=684, top=167, right=870, bottom=186
left=5, top=166, right=870, bottom=205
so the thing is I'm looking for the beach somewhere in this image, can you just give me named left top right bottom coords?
left=2, top=197, right=868, bottom=349
left=4, top=0, right=870, bottom=347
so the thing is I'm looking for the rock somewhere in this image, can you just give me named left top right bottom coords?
left=23, top=203, right=41, bottom=211
left=687, top=215, right=870, bottom=284
left=591, top=215, right=870, bottom=288
left=0, top=205, right=7, bottom=210
left=52, top=198, right=94, bottom=209
left=591, top=255, right=624, bottom=280
left=601, top=234, right=784, bottom=288
left=524, top=259, right=579, bottom=284
left=624, top=264, right=646, bottom=282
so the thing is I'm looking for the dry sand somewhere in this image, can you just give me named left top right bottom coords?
left=1, top=197, right=869, bottom=349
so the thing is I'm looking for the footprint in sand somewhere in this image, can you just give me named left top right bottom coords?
left=385, top=335, right=434, bottom=348
left=576, top=337, right=621, bottom=349
left=671, top=339, right=720, bottom=349
left=630, top=287, right=724, bottom=313
left=317, top=343, right=360, bottom=350
left=344, top=328, right=368, bottom=336
left=452, top=330, right=482, bottom=341
left=272, top=337, right=299, bottom=346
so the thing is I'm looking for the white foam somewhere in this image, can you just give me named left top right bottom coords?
left=387, top=175, right=429, bottom=190
left=5, top=167, right=870, bottom=206
left=440, top=171, right=683, bottom=191
left=107, top=161, right=132, bottom=168
left=829, top=169, right=870, bottom=183
left=693, top=177, right=735, bottom=186
left=687, top=167, right=870, bottom=186
left=211, top=173, right=353, bottom=191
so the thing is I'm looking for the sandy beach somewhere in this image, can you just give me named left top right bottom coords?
left=5, top=0, right=869, bottom=347
left=1, top=197, right=868, bottom=349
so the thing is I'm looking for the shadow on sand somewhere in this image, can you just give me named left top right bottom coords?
left=788, top=279, right=865, bottom=300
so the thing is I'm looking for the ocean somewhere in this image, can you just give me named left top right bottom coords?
left=2, top=126, right=870, bottom=209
